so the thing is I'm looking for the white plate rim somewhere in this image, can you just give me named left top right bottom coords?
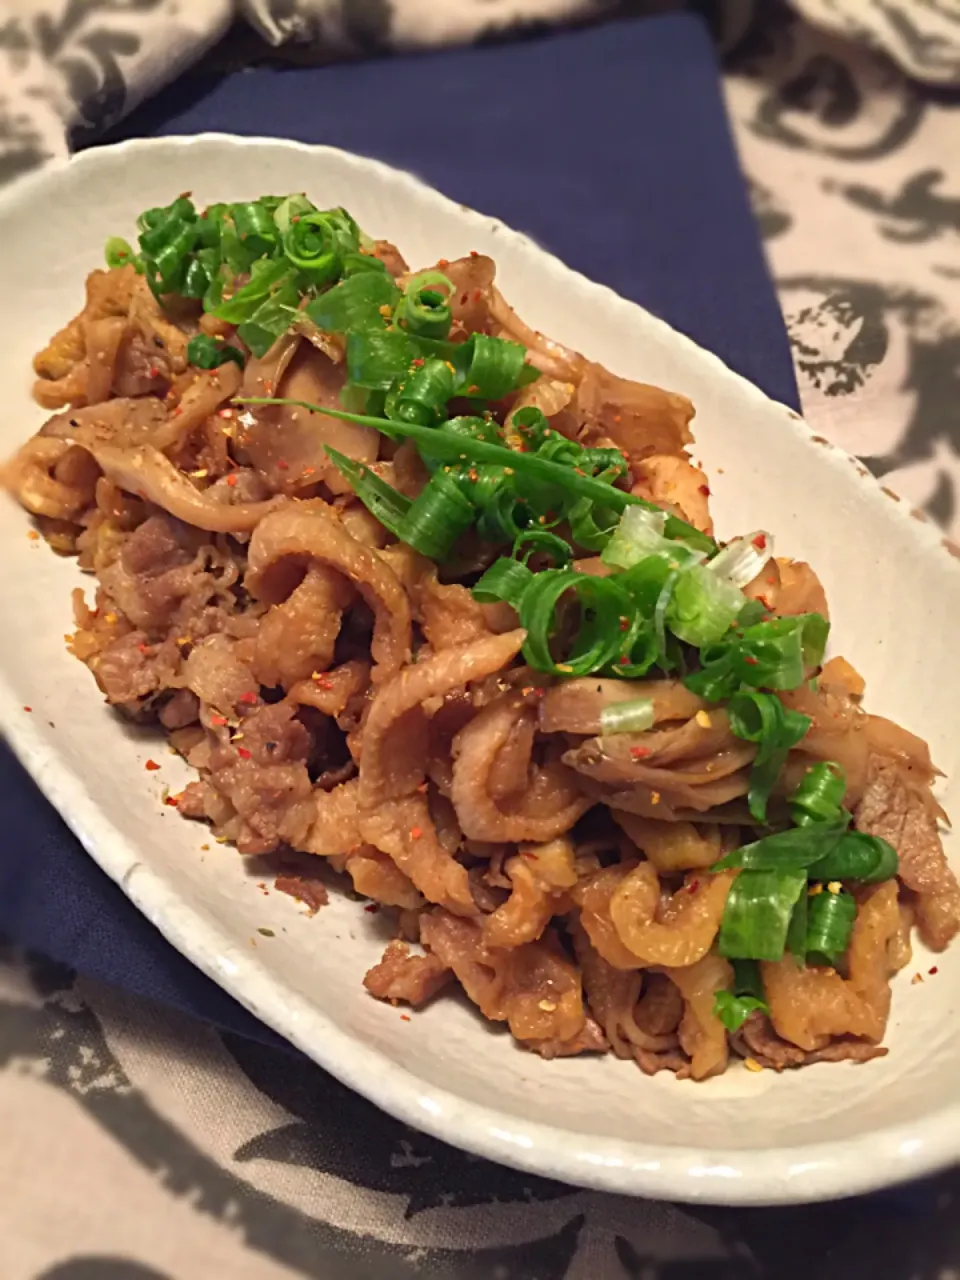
left=1, top=132, right=958, bottom=1205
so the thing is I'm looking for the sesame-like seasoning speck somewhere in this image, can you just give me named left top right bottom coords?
left=695, top=710, right=712, bottom=727
left=743, top=1058, right=764, bottom=1073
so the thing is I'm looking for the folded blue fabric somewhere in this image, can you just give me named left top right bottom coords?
left=0, top=12, right=797, bottom=1045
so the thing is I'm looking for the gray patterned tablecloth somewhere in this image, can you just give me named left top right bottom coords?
left=3, top=3, right=960, bottom=1277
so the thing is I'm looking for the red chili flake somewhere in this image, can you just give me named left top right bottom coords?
left=137, top=643, right=151, bottom=655
left=237, top=746, right=252, bottom=760
left=400, top=1013, right=411, bottom=1022
left=743, top=655, right=759, bottom=666
left=409, top=826, right=423, bottom=839
left=411, top=357, right=425, bottom=368
left=22, top=706, right=32, bottom=713
left=209, top=714, right=228, bottom=727
left=437, top=257, right=449, bottom=267
left=630, top=746, right=650, bottom=760
left=617, top=656, right=629, bottom=666
left=753, top=533, right=767, bottom=550
left=263, top=381, right=275, bottom=395
left=148, top=367, right=161, bottom=379
left=618, top=617, right=630, bottom=631
left=469, top=249, right=479, bottom=258
left=238, top=691, right=258, bottom=705
left=163, top=794, right=180, bottom=807
left=930, top=966, right=939, bottom=975
left=226, top=474, right=238, bottom=487
left=472, top=289, right=483, bottom=301
left=27, top=530, right=39, bottom=541
left=144, top=759, right=161, bottom=771
left=277, top=459, right=289, bottom=471
left=687, top=879, right=700, bottom=894
left=364, top=903, right=380, bottom=914
left=467, top=384, right=479, bottom=394
left=698, top=484, right=711, bottom=497
left=219, top=408, right=234, bottom=419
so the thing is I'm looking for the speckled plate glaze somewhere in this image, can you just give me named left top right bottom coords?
left=1, top=135, right=958, bottom=1206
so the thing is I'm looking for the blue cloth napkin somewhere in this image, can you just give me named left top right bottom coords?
left=0, top=12, right=797, bottom=1046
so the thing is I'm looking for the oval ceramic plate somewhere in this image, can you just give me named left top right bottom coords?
left=1, top=135, right=958, bottom=1206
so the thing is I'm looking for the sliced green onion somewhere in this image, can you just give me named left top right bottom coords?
left=518, top=569, right=636, bottom=677
left=387, top=357, right=457, bottom=426
left=712, top=958, right=769, bottom=1032
left=685, top=612, right=831, bottom=700
left=346, top=329, right=414, bottom=390
left=231, top=199, right=280, bottom=258
left=514, top=530, right=573, bottom=567
left=807, top=832, right=898, bottom=883
left=719, top=870, right=808, bottom=962
left=740, top=613, right=830, bottom=689
left=472, top=557, right=534, bottom=608
left=105, top=236, right=137, bottom=269
left=790, top=762, right=847, bottom=827
left=806, top=886, right=857, bottom=966
left=273, top=193, right=315, bottom=235
left=455, top=332, right=534, bottom=400
left=785, top=888, right=809, bottom=959
left=306, top=271, right=400, bottom=334
left=396, top=271, right=454, bottom=340
left=324, top=447, right=411, bottom=537
left=667, top=563, right=744, bottom=647
left=212, top=258, right=294, bottom=325
left=282, top=212, right=342, bottom=283
left=599, top=698, right=655, bottom=735
left=471, top=476, right=532, bottom=543
left=728, top=691, right=811, bottom=823
left=395, top=467, right=475, bottom=561
left=569, top=496, right=619, bottom=552
left=708, top=532, right=774, bottom=588
left=602, top=507, right=668, bottom=569
left=714, top=824, right=845, bottom=873
left=186, top=334, right=246, bottom=371
left=235, top=275, right=301, bottom=358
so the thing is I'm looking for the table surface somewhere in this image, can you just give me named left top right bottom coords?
left=5, top=9, right=960, bottom=1279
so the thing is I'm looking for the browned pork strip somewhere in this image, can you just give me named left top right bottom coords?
left=855, top=755, right=960, bottom=950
